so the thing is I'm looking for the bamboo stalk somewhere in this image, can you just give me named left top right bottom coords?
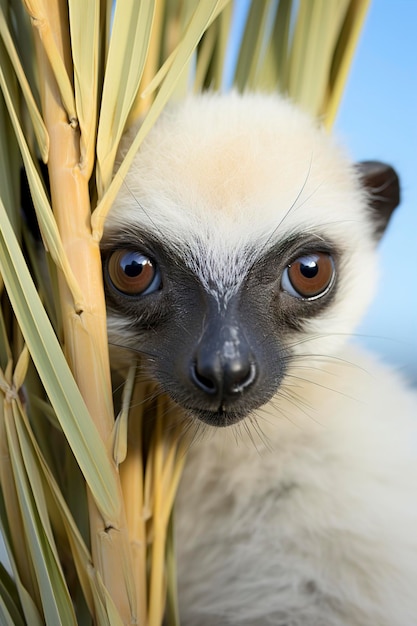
left=148, top=401, right=166, bottom=626
left=25, top=1, right=137, bottom=622
left=119, top=376, right=148, bottom=626
left=23, top=0, right=77, bottom=122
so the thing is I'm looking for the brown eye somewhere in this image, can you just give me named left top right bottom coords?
left=107, top=250, right=161, bottom=295
left=281, top=252, right=335, bottom=300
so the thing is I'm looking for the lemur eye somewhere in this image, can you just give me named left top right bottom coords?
left=281, top=252, right=335, bottom=300
left=107, top=250, right=161, bottom=296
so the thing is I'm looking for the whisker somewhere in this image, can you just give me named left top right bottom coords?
left=120, top=179, right=167, bottom=243
left=257, top=153, right=313, bottom=257
left=285, top=353, right=368, bottom=374
left=247, top=415, right=273, bottom=452
left=285, top=371, right=362, bottom=405
left=108, top=340, right=160, bottom=360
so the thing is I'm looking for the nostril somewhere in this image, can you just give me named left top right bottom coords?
left=190, top=361, right=219, bottom=395
left=229, top=361, right=257, bottom=394
left=190, top=356, right=257, bottom=398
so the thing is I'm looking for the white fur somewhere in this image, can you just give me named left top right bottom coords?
left=106, top=93, right=417, bottom=625
left=176, top=346, right=417, bottom=625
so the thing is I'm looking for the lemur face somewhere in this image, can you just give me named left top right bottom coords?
left=102, top=93, right=399, bottom=427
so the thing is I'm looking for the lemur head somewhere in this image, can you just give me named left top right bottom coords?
left=102, top=93, right=399, bottom=427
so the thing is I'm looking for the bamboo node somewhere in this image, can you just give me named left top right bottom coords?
left=104, top=525, right=115, bottom=534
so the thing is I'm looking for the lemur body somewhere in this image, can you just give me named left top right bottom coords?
left=102, top=93, right=417, bottom=625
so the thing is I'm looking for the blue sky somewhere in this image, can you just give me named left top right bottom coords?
left=336, top=0, right=417, bottom=382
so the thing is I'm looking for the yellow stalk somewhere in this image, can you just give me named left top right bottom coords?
left=148, top=399, right=166, bottom=626
left=25, top=1, right=137, bottom=622
left=119, top=378, right=148, bottom=626
left=23, top=0, right=77, bottom=123
left=162, top=439, right=188, bottom=528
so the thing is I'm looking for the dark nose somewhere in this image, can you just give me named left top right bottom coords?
left=190, top=324, right=257, bottom=400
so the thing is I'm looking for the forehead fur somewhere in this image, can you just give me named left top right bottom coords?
left=108, top=92, right=370, bottom=243
left=105, top=92, right=375, bottom=304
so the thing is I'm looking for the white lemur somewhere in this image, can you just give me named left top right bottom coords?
left=102, top=93, right=417, bottom=626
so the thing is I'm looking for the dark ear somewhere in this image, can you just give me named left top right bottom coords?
left=356, top=161, right=400, bottom=239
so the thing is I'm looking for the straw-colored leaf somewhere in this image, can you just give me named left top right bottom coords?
left=256, top=0, right=293, bottom=91
left=0, top=63, right=84, bottom=309
left=234, top=0, right=271, bottom=91
left=193, top=1, right=234, bottom=94
left=165, top=515, right=180, bottom=626
left=126, top=0, right=167, bottom=125
left=0, top=47, right=20, bottom=234
left=0, top=525, right=43, bottom=626
left=193, top=19, right=218, bottom=92
left=0, top=381, right=39, bottom=606
left=0, top=563, right=25, bottom=626
left=10, top=380, right=96, bottom=616
left=88, top=569, right=124, bottom=626
left=0, top=583, right=25, bottom=626
left=68, top=0, right=99, bottom=176
left=287, top=0, right=351, bottom=115
left=22, top=0, right=77, bottom=122
left=96, top=0, right=156, bottom=198
left=112, top=363, right=136, bottom=467
left=0, top=299, right=12, bottom=370
left=92, top=0, right=226, bottom=239
left=95, top=572, right=126, bottom=626
left=141, top=0, right=230, bottom=100
left=211, top=0, right=233, bottom=90
left=0, top=196, right=120, bottom=524
left=5, top=404, right=77, bottom=626
left=0, top=6, right=49, bottom=162
left=12, top=346, right=30, bottom=392
left=323, top=0, right=371, bottom=127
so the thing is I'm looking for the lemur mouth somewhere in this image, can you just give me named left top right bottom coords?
left=188, top=409, right=246, bottom=428
left=186, top=405, right=249, bottom=427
